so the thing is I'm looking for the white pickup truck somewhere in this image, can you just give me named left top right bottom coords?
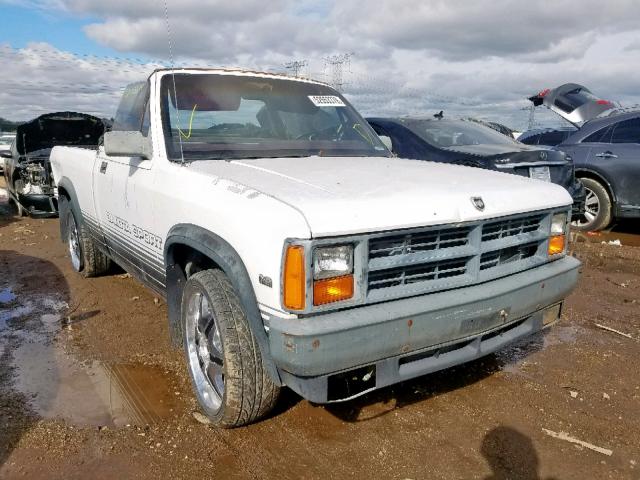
left=51, top=68, right=580, bottom=427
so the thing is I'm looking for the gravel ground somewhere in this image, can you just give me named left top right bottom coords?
left=1, top=179, right=639, bottom=479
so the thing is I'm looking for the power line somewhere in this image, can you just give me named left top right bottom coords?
left=284, top=59, right=308, bottom=78
left=323, top=53, right=353, bottom=92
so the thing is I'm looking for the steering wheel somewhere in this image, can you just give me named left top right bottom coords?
left=295, top=124, right=344, bottom=141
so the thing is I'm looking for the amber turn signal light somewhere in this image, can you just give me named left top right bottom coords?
left=284, top=245, right=306, bottom=310
left=313, top=275, right=354, bottom=306
left=548, top=234, right=565, bottom=256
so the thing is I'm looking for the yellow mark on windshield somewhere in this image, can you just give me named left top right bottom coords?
left=352, top=123, right=375, bottom=146
left=178, top=104, right=198, bottom=140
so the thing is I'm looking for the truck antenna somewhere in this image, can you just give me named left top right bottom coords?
left=163, top=0, right=185, bottom=165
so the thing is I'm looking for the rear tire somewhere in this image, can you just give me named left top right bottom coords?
left=60, top=196, right=111, bottom=277
left=182, top=269, right=280, bottom=428
left=571, top=178, right=612, bottom=232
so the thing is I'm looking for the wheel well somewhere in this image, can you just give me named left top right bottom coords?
left=57, top=186, right=71, bottom=201
left=165, top=243, right=221, bottom=347
left=169, top=243, right=221, bottom=279
left=575, top=170, right=616, bottom=204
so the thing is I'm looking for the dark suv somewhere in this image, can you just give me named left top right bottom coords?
left=529, top=84, right=640, bottom=231
left=367, top=117, right=586, bottom=217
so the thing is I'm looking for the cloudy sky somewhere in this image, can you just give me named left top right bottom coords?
left=1, top=0, right=639, bottom=130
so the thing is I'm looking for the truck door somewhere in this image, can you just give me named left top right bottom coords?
left=92, top=82, right=165, bottom=293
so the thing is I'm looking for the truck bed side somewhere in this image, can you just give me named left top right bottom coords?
left=50, top=146, right=98, bottom=221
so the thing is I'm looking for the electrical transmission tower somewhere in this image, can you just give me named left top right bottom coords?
left=323, top=53, right=354, bottom=92
left=520, top=104, right=536, bottom=130
left=527, top=104, right=536, bottom=130
left=284, top=60, right=308, bottom=77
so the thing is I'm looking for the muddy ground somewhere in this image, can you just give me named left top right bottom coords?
left=1, top=179, right=639, bottom=480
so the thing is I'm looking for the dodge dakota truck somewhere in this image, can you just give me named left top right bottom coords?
left=50, top=68, right=580, bottom=427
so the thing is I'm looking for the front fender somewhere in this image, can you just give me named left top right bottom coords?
left=164, top=224, right=281, bottom=385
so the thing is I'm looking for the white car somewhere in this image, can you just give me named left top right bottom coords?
left=0, top=133, right=15, bottom=173
left=50, top=69, right=580, bottom=427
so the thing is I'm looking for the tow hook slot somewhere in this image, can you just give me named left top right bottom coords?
left=327, top=365, right=376, bottom=401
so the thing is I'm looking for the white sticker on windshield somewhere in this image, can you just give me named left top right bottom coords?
left=308, top=95, right=346, bottom=107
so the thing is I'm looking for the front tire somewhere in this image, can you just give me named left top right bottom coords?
left=571, top=178, right=612, bottom=231
left=60, top=196, right=111, bottom=277
left=182, top=269, right=279, bottom=428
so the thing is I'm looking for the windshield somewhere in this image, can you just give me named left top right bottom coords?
left=160, top=73, right=389, bottom=161
left=404, top=119, right=518, bottom=148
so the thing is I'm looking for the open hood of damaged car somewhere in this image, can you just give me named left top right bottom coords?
left=15, top=112, right=106, bottom=155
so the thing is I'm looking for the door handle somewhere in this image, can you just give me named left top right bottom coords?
left=595, top=151, right=618, bottom=159
left=99, top=161, right=108, bottom=173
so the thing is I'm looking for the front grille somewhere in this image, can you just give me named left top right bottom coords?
left=366, top=211, right=550, bottom=302
left=479, top=242, right=538, bottom=271
left=481, top=214, right=543, bottom=241
left=369, top=227, right=470, bottom=259
left=368, top=257, right=469, bottom=291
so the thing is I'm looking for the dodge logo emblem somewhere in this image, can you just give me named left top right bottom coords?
left=471, top=196, right=485, bottom=211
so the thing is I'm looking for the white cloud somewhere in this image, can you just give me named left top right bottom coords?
left=2, top=1, right=640, bottom=131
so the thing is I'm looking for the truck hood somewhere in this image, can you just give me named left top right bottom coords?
left=191, top=156, right=572, bottom=237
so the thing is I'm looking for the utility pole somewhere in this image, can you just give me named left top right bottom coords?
left=284, top=60, right=308, bottom=78
left=323, top=53, right=354, bottom=92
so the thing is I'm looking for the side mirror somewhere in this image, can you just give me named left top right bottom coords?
left=378, top=135, right=393, bottom=151
left=104, top=131, right=152, bottom=159
left=0, top=150, right=12, bottom=159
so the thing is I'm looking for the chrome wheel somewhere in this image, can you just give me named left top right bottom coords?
left=67, top=213, right=82, bottom=271
left=572, top=186, right=599, bottom=229
left=185, top=290, right=225, bottom=412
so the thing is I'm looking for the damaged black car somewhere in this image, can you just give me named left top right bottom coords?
left=367, top=116, right=586, bottom=217
left=1, top=112, right=106, bottom=217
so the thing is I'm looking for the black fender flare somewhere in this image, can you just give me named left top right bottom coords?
left=164, top=224, right=281, bottom=385
left=55, top=176, right=84, bottom=241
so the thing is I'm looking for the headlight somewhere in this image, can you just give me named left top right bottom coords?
left=551, top=212, right=567, bottom=235
left=548, top=212, right=568, bottom=256
left=312, top=245, right=354, bottom=306
left=313, top=245, right=353, bottom=279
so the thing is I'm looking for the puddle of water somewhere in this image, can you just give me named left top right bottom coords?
left=2, top=287, right=180, bottom=428
left=0, top=287, right=16, bottom=304
left=496, top=325, right=579, bottom=376
left=0, top=302, right=35, bottom=328
left=11, top=340, right=179, bottom=427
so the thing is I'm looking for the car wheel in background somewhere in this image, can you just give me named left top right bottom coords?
left=11, top=179, right=26, bottom=216
left=571, top=178, right=612, bottom=231
left=182, top=269, right=280, bottom=428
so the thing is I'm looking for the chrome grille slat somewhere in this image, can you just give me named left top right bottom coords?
left=481, top=215, right=543, bottom=242
left=368, top=257, right=470, bottom=291
left=369, top=227, right=470, bottom=259
left=479, top=242, right=538, bottom=271
left=366, top=211, right=551, bottom=301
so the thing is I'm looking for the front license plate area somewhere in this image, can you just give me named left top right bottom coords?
left=529, top=166, right=551, bottom=182
left=459, top=307, right=511, bottom=336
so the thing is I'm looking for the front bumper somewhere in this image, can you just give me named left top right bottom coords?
left=269, top=255, right=580, bottom=403
left=16, top=193, right=58, bottom=217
